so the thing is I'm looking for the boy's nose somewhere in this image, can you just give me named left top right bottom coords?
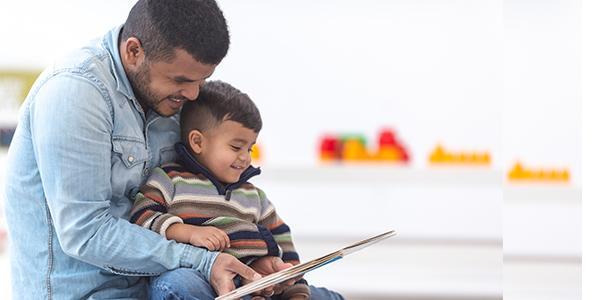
left=238, top=151, right=250, bottom=162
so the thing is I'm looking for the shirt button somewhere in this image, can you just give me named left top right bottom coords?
left=128, top=156, right=134, bottom=163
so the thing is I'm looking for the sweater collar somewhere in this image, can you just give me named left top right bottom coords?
left=174, top=142, right=261, bottom=199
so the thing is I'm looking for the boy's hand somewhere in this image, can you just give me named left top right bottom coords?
left=188, top=226, right=230, bottom=251
left=246, top=256, right=296, bottom=296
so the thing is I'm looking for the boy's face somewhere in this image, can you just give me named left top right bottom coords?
left=191, top=120, right=258, bottom=184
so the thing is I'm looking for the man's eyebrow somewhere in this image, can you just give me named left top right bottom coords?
left=173, top=76, right=198, bottom=83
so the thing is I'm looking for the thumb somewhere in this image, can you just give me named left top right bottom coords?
left=231, top=259, right=262, bottom=282
left=272, top=257, right=292, bottom=271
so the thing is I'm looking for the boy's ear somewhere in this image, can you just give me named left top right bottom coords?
left=188, top=130, right=204, bottom=154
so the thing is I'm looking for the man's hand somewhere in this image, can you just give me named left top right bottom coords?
left=188, top=226, right=230, bottom=251
left=210, top=253, right=262, bottom=296
left=247, top=256, right=296, bottom=296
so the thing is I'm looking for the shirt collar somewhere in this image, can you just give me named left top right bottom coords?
left=102, top=25, right=137, bottom=105
left=174, top=142, right=261, bottom=199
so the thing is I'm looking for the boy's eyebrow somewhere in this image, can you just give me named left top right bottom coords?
left=231, top=138, right=255, bottom=144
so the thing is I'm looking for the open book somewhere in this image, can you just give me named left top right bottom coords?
left=215, top=230, right=397, bottom=300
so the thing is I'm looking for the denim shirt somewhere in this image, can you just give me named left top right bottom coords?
left=3, top=26, right=217, bottom=299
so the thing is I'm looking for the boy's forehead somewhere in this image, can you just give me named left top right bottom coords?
left=210, top=120, right=258, bottom=141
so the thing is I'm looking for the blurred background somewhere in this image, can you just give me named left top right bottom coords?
left=0, top=0, right=581, bottom=299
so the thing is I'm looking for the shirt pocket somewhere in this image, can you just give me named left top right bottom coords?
left=112, top=137, right=149, bottom=168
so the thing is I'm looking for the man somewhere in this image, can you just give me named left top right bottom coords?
left=3, top=0, right=265, bottom=298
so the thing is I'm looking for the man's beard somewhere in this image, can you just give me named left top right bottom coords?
left=129, top=62, right=170, bottom=117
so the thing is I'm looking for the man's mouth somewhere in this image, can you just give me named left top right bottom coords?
left=168, top=97, right=185, bottom=103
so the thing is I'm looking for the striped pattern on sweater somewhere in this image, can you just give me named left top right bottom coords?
left=130, top=163, right=300, bottom=264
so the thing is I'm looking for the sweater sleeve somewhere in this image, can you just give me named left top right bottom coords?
left=256, top=188, right=301, bottom=265
left=129, top=167, right=183, bottom=237
left=255, top=188, right=311, bottom=299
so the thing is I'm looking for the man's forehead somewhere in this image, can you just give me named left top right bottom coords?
left=153, top=49, right=216, bottom=78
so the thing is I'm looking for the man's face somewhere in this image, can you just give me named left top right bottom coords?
left=193, top=120, right=258, bottom=184
left=129, top=49, right=216, bottom=117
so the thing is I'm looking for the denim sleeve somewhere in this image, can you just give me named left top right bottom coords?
left=30, top=73, right=217, bottom=277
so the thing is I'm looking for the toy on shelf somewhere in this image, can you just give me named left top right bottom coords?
left=251, top=144, right=261, bottom=162
left=428, top=144, right=491, bottom=166
left=318, top=128, right=410, bottom=164
left=507, top=162, right=570, bottom=183
left=376, top=128, right=410, bottom=162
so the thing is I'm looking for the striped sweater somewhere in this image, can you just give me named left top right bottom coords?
left=130, top=143, right=308, bottom=298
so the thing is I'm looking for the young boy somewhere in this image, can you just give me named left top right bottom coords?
left=130, top=81, right=310, bottom=299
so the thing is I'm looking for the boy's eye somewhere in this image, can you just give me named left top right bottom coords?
left=230, top=145, right=241, bottom=151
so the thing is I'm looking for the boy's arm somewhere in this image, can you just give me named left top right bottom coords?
left=130, top=170, right=229, bottom=250
left=254, top=189, right=311, bottom=298
left=256, top=189, right=301, bottom=264
left=130, top=168, right=184, bottom=237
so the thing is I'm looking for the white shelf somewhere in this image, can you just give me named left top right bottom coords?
left=255, top=165, right=501, bottom=186
left=504, top=184, right=581, bottom=204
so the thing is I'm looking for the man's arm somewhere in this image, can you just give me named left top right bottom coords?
left=31, top=73, right=215, bottom=276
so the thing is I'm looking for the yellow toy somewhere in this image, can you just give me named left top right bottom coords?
left=508, top=162, right=570, bottom=182
left=429, top=144, right=491, bottom=165
left=251, top=144, right=261, bottom=162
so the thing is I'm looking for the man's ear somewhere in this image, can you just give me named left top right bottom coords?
left=188, top=130, right=204, bottom=154
left=121, top=37, right=146, bottom=70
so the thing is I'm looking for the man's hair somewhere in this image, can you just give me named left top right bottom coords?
left=121, top=0, right=229, bottom=64
left=181, top=81, right=262, bottom=143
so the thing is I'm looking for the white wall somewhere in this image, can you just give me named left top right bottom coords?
left=0, top=0, right=580, bottom=179
left=0, top=1, right=581, bottom=299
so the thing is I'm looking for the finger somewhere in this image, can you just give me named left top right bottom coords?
left=229, top=258, right=262, bottom=282
left=273, top=259, right=292, bottom=272
left=216, top=234, right=227, bottom=250
left=206, top=238, right=218, bottom=251
left=261, top=289, right=275, bottom=297
left=282, top=278, right=295, bottom=287
left=221, top=231, right=231, bottom=248
left=211, top=234, right=223, bottom=251
left=213, top=276, right=236, bottom=296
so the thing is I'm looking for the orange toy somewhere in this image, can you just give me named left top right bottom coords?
left=508, top=162, right=570, bottom=182
left=374, top=128, right=410, bottom=162
left=318, top=129, right=411, bottom=164
left=429, top=144, right=491, bottom=165
left=251, top=144, right=261, bottom=162
left=342, top=138, right=369, bottom=161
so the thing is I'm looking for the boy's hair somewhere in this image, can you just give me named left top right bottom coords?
left=181, top=81, right=262, bottom=143
left=121, top=0, right=229, bottom=64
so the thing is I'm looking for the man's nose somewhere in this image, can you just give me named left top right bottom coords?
left=181, top=83, right=200, bottom=101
